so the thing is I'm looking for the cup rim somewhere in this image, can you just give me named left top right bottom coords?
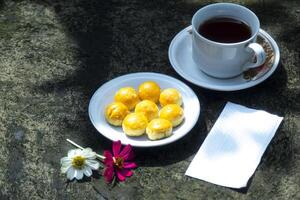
left=191, top=3, right=260, bottom=46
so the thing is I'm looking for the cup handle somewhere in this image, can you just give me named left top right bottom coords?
left=243, top=43, right=266, bottom=70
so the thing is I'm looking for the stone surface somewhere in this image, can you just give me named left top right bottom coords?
left=0, top=0, right=299, bottom=199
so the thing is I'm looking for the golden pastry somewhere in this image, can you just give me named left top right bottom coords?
left=146, top=118, right=172, bottom=140
left=159, top=104, right=184, bottom=127
left=135, top=100, right=159, bottom=121
left=122, top=113, right=148, bottom=136
left=114, top=87, right=140, bottom=110
left=105, top=102, right=129, bottom=126
left=138, top=81, right=161, bottom=103
left=159, top=88, right=182, bottom=107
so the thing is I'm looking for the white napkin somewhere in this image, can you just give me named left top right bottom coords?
left=185, top=102, right=283, bottom=188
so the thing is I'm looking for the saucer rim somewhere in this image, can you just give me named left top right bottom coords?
left=168, top=26, right=280, bottom=91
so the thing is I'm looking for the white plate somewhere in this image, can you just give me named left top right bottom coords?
left=168, top=26, right=280, bottom=91
left=88, top=72, right=200, bottom=147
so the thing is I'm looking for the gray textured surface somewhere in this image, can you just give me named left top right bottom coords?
left=0, top=0, right=299, bottom=199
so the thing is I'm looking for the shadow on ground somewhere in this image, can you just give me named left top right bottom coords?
left=21, top=0, right=299, bottom=197
left=30, top=0, right=298, bottom=166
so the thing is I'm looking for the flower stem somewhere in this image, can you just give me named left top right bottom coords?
left=66, top=139, right=105, bottom=161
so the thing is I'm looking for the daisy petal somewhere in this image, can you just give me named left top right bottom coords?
left=123, top=162, right=137, bottom=169
left=67, top=149, right=77, bottom=158
left=119, top=144, right=132, bottom=160
left=60, top=157, right=71, bottom=164
left=75, top=170, right=84, bottom=180
left=60, top=157, right=72, bottom=170
left=83, top=166, right=92, bottom=177
left=61, top=162, right=71, bottom=174
left=67, top=168, right=75, bottom=180
left=68, top=149, right=82, bottom=158
left=75, top=149, right=84, bottom=156
left=112, top=140, right=122, bottom=156
left=62, top=163, right=72, bottom=168
left=82, top=148, right=96, bottom=159
left=85, top=159, right=100, bottom=170
left=104, top=166, right=114, bottom=183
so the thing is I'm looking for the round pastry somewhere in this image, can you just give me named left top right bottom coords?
left=122, top=113, right=148, bottom=136
left=159, top=104, right=184, bottom=127
left=146, top=118, right=173, bottom=140
left=114, top=87, right=140, bottom=110
left=135, top=100, right=159, bottom=121
left=138, top=81, right=161, bottom=103
left=105, top=102, right=130, bottom=126
left=159, top=88, right=182, bottom=107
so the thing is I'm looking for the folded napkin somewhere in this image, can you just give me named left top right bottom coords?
left=185, top=102, right=283, bottom=188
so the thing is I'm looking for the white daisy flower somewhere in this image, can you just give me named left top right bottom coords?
left=61, top=148, right=100, bottom=180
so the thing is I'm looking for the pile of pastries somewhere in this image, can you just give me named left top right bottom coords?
left=104, top=81, right=184, bottom=140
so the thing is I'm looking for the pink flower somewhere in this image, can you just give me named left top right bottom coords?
left=103, top=140, right=137, bottom=183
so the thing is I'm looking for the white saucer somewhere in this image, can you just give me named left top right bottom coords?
left=168, top=26, right=280, bottom=91
left=88, top=72, right=200, bottom=147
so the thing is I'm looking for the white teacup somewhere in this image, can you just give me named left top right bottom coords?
left=192, top=3, right=266, bottom=78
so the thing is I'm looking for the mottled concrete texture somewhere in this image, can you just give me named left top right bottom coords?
left=0, top=0, right=299, bottom=199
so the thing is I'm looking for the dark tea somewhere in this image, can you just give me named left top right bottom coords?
left=198, top=17, right=252, bottom=43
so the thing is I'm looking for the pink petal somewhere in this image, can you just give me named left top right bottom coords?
left=104, top=150, right=113, bottom=166
left=103, top=166, right=114, bottom=183
left=123, top=162, right=137, bottom=169
left=104, top=150, right=113, bottom=160
left=116, top=170, right=126, bottom=182
left=126, top=150, right=134, bottom=161
left=119, top=144, right=133, bottom=160
left=112, top=140, right=122, bottom=156
left=119, top=168, right=133, bottom=177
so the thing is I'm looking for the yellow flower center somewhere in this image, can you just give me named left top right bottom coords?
left=113, top=157, right=124, bottom=169
left=72, top=156, right=86, bottom=169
